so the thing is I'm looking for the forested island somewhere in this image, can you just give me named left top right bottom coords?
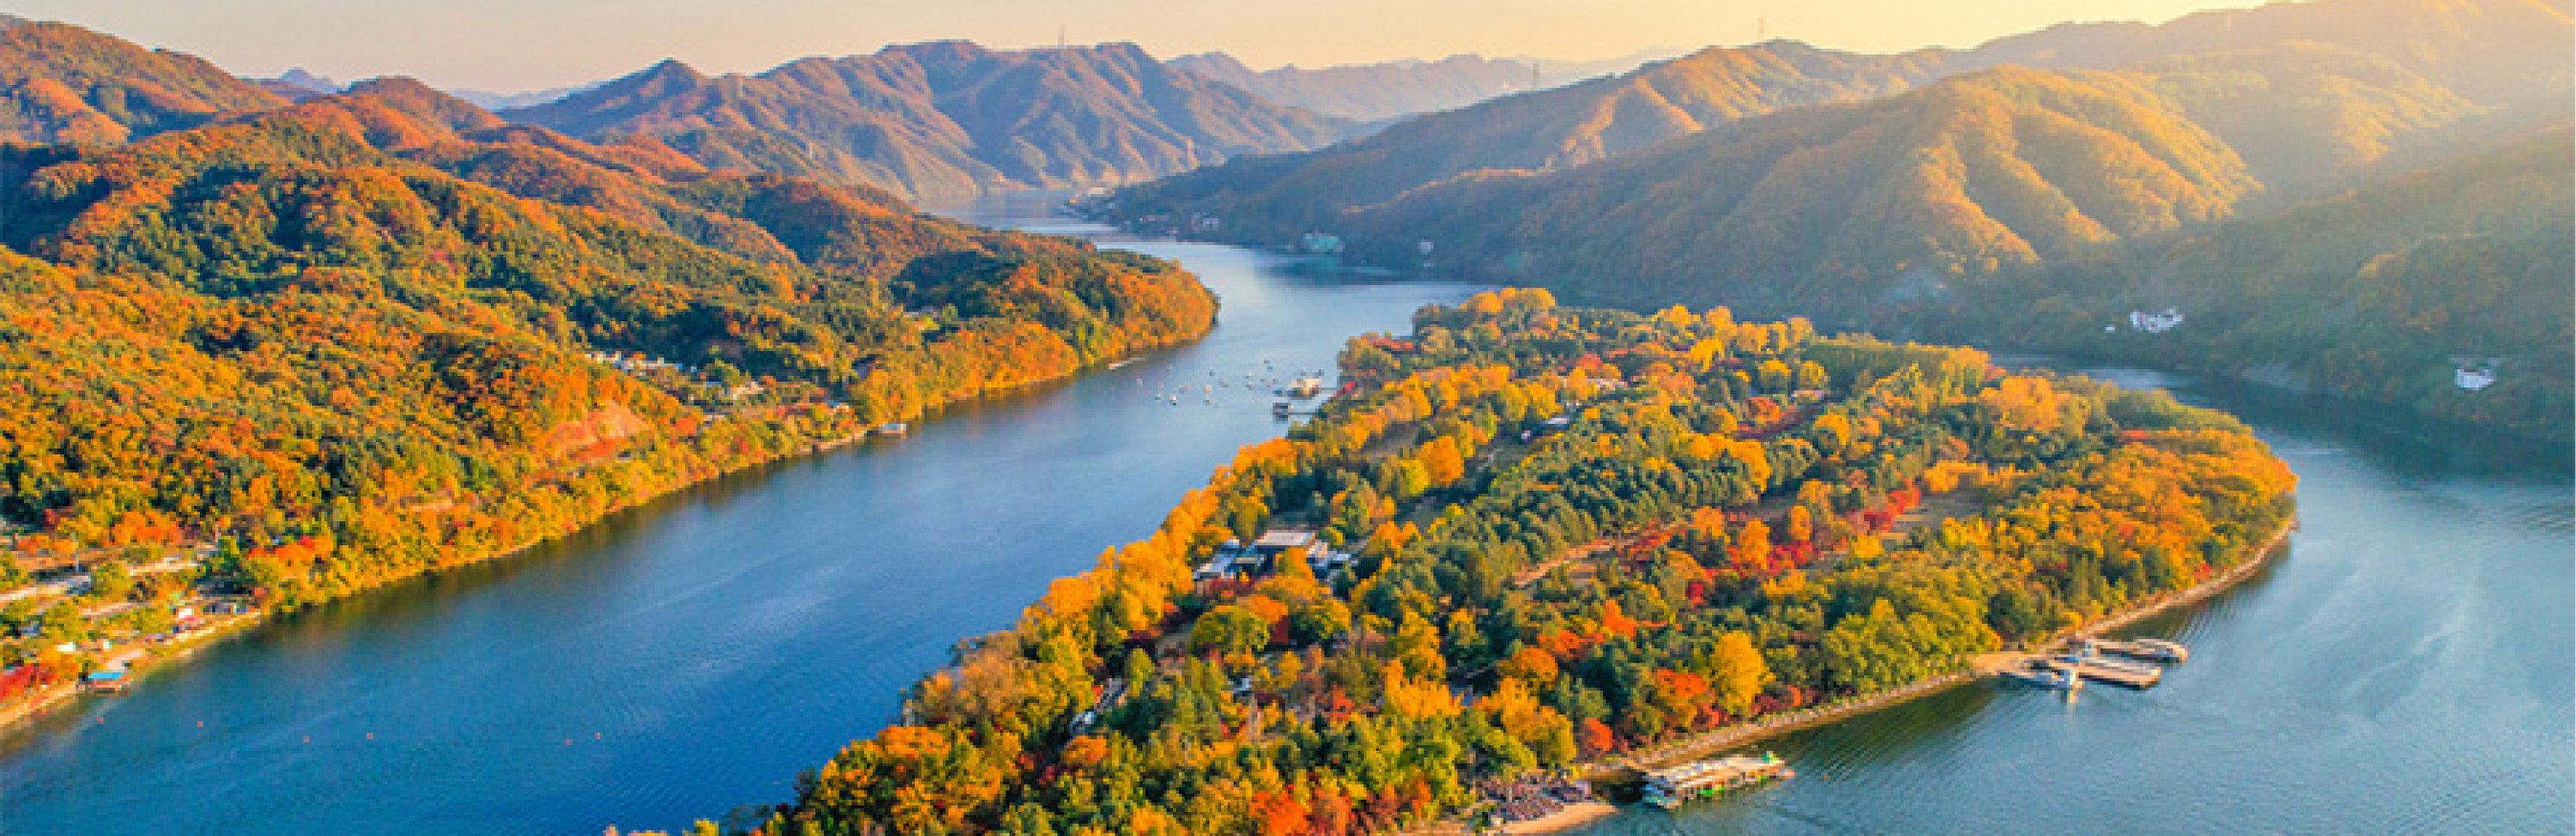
left=0, top=72, right=1215, bottom=707
left=732, top=290, right=2293, bottom=835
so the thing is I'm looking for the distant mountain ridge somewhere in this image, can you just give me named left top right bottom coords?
left=1169, top=52, right=1546, bottom=122
left=506, top=41, right=1352, bottom=201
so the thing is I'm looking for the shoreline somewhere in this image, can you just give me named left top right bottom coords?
left=0, top=336, right=1203, bottom=737
left=1485, top=517, right=2295, bottom=834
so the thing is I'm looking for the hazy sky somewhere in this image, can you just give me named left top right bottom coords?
left=3, top=0, right=2271, bottom=92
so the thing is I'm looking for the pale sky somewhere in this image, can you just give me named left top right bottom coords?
left=2, top=0, right=2275, bottom=93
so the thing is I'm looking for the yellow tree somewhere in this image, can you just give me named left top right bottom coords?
left=1707, top=631, right=1770, bottom=716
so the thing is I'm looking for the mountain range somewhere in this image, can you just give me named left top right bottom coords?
left=1121, top=0, right=2569, bottom=236
left=1106, top=0, right=2573, bottom=439
left=503, top=41, right=1350, bottom=202
left=1167, top=52, right=1540, bottom=123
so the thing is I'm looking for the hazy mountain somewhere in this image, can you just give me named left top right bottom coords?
left=1517, top=45, right=1701, bottom=83
left=256, top=67, right=343, bottom=100
left=447, top=81, right=598, bottom=111
left=1169, top=52, right=1546, bottom=122
left=0, top=16, right=284, bottom=144
left=507, top=41, right=1350, bottom=201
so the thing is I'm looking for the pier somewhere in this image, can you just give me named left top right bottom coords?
left=2087, top=637, right=2188, bottom=663
left=2033, top=654, right=2161, bottom=688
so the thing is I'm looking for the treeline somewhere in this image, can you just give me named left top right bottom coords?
left=0, top=80, right=1215, bottom=610
left=746, top=290, right=2292, bottom=834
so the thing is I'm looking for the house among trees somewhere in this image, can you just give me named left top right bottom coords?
left=1194, top=528, right=1352, bottom=585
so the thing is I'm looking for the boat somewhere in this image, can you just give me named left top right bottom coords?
left=1639, top=753, right=1792, bottom=809
left=876, top=422, right=908, bottom=435
left=1999, top=661, right=2083, bottom=691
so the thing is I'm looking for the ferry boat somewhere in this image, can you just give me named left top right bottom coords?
left=1640, top=753, right=1793, bottom=809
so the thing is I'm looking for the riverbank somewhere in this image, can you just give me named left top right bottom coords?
left=0, top=336, right=1203, bottom=737
left=0, top=606, right=271, bottom=737
left=1477, top=517, right=2296, bottom=834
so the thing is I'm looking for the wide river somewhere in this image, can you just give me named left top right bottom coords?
left=1, top=208, right=2567, bottom=835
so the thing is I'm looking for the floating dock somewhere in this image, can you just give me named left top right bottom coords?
left=2088, top=637, right=2188, bottom=663
left=1641, top=753, right=1793, bottom=809
left=2035, top=653, right=2161, bottom=689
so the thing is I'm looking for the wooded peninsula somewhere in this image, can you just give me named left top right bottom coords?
left=746, top=290, right=2294, bottom=835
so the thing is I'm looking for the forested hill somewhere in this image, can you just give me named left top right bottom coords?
left=1114, top=0, right=2569, bottom=239
left=1107, top=0, right=2573, bottom=441
left=1127, top=40, right=1954, bottom=226
left=503, top=41, right=1352, bottom=202
left=0, top=78, right=1217, bottom=609
left=748, top=290, right=2293, bottom=834
left=1949, top=123, right=2575, bottom=437
left=1194, top=76, right=2568, bottom=438
left=0, top=16, right=286, bottom=144
left=1167, top=52, right=1544, bottom=123
left=1341, top=66, right=2262, bottom=307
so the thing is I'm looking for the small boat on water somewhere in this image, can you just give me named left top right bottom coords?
left=1640, top=753, right=1793, bottom=809
left=876, top=422, right=908, bottom=435
left=1999, top=661, right=2083, bottom=691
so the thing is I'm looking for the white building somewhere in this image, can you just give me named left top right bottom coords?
left=2127, top=309, right=2184, bottom=334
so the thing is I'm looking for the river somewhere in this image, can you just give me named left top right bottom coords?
left=0, top=209, right=2566, bottom=835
